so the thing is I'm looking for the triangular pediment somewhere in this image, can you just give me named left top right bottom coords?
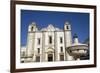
left=41, top=24, right=62, bottom=31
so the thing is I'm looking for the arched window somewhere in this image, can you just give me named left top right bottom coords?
left=60, top=37, right=63, bottom=43
left=60, top=47, right=63, bottom=52
left=31, top=26, right=33, bottom=31
left=49, top=36, right=52, bottom=44
left=37, top=38, right=40, bottom=45
left=66, top=26, right=69, bottom=29
left=37, top=48, right=40, bottom=53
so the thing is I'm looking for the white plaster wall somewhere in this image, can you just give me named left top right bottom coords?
left=56, top=32, right=65, bottom=61
left=65, top=31, right=72, bottom=47
left=34, top=32, right=42, bottom=61
left=44, top=31, right=54, bottom=61
left=27, top=32, right=35, bottom=56
left=27, top=24, right=72, bottom=61
left=21, top=46, right=26, bottom=52
left=34, top=32, right=42, bottom=54
left=44, top=31, right=55, bottom=50
left=20, top=46, right=26, bottom=57
left=65, top=30, right=73, bottom=60
left=56, top=32, right=65, bottom=53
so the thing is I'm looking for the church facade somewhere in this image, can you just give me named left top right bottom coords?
left=21, top=21, right=88, bottom=62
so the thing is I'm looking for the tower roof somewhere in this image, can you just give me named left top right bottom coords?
left=31, top=22, right=36, bottom=25
left=65, top=21, right=70, bottom=25
left=73, top=33, right=78, bottom=38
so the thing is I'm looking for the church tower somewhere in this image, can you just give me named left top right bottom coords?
left=64, top=21, right=74, bottom=61
left=26, top=22, right=37, bottom=61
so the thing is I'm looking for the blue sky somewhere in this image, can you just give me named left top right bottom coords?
left=21, top=10, right=89, bottom=46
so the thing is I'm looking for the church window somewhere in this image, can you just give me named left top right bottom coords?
left=60, top=47, right=63, bottom=52
left=49, top=36, right=52, bottom=44
left=60, top=37, right=63, bottom=43
left=37, top=48, right=40, bottom=53
left=66, top=26, right=69, bottom=29
left=31, top=26, right=33, bottom=31
left=37, top=38, right=40, bottom=45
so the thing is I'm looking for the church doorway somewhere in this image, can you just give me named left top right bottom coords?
left=48, top=54, right=53, bottom=62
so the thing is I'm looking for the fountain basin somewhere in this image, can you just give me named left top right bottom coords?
left=67, top=43, right=88, bottom=57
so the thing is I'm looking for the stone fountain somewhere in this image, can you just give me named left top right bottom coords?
left=67, top=34, right=88, bottom=60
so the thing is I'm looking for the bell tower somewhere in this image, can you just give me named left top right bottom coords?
left=28, top=22, right=37, bottom=32
left=64, top=22, right=71, bottom=31
left=64, top=21, right=74, bottom=61
left=26, top=22, right=36, bottom=61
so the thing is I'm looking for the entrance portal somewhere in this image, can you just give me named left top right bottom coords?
left=48, top=54, right=53, bottom=62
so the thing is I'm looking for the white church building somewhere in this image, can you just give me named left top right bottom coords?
left=21, top=21, right=88, bottom=63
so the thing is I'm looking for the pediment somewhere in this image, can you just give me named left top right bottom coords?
left=41, top=24, right=62, bottom=31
